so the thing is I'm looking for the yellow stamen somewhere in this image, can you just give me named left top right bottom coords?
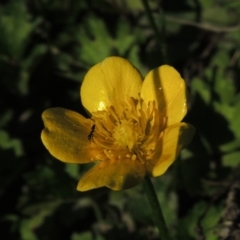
left=89, top=97, right=166, bottom=165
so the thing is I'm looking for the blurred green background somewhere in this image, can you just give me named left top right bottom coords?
left=1, top=0, right=240, bottom=239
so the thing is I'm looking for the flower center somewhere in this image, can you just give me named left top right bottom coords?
left=113, top=119, right=138, bottom=150
left=89, top=97, right=166, bottom=164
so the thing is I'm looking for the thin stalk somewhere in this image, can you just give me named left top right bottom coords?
left=141, top=0, right=168, bottom=64
left=143, top=176, right=172, bottom=240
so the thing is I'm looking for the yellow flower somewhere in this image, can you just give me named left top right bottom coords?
left=41, top=57, right=195, bottom=191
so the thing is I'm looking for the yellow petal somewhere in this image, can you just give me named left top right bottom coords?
left=141, top=65, right=187, bottom=126
left=147, top=123, right=195, bottom=177
left=80, top=56, right=143, bottom=113
left=41, top=107, right=93, bottom=163
left=77, top=159, right=145, bottom=191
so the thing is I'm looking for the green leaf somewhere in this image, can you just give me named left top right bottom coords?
left=71, top=231, right=106, bottom=240
left=177, top=201, right=221, bottom=240
left=20, top=219, right=38, bottom=240
left=76, top=15, right=112, bottom=65
left=0, top=110, right=13, bottom=128
left=202, top=6, right=238, bottom=26
left=222, top=151, right=240, bottom=167
left=114, top=20, right=136, bottom=55
left=191, top=78, right=211, bottom=105
left=20, top=201, right=62, bottom=240
left=0, top=1, right=41, bottom=59
left=65, top=164, right=80, bottom=180
left=0, top=130, right=23, bottom=157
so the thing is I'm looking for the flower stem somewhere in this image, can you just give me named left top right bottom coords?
left=141, top=0, right=168, bottom=64
left=143, top=176, right=172, bottom=240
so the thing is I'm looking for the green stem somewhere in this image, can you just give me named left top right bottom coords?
left=143, top=176, right=172, bottom=240
left=141, top=0, right=168, bottom=64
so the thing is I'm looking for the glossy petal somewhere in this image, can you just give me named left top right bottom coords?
left=141, top=65, right=187, bottom=126
left=81, top=56, right=143, bottom=113
left=77, top=159, right=146, bottom=191
left=147, top=123, right=195, bottom=177
left=41, top=107, right=93, bottom=163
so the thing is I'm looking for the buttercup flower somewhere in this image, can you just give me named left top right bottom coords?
left=41, top=57, right=195, bottom=191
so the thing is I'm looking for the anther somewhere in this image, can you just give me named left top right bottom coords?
left=131, top=154, right=137, bottom=160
